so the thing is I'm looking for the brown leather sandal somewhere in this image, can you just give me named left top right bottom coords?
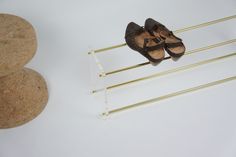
left=145, top=18, right=185, bottom=58
left=125, top=22, right=165, bottom=64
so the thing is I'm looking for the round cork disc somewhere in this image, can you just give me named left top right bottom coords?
left=0, top=68, right=48, bottom=129
left=0, top=14, right=37, bottom=77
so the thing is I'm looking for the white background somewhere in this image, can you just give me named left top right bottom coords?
left=0, top=0, right=236, bottom=157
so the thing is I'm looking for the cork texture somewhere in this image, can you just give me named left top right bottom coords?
left=0, top=68, right=48, bottom=129
left=0, top=14, right=37, bottom=77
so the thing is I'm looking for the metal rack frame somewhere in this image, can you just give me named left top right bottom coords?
left=88, top=15, right=236, bottom=117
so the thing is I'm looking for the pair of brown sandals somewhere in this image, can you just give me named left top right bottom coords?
left=125, top=18, right=186, bottom=65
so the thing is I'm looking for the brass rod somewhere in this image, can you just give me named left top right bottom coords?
left=92, top=52, right=236, bottom=93
left=104, top=39, right=236, bottom=76
left=103, top=62, right=150, bottom=76
left=88, top=15, right=236, bottom=54
left=88, top=43, right=127, bottom=55
left=103, top=76, right=236, bottom=116
left=174, top=15, right=236, bottom=34
left=107, top=52, right=236, bottom=90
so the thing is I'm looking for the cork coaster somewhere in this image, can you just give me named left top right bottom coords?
left=0, top=14, right=37, bottom=77
left=0, top=68, right=48, bottom=128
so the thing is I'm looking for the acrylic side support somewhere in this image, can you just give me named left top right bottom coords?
left=89, top=50, right=109, bottom=115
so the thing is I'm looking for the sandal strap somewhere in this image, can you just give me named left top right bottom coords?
left=168, top=31, right=182, bottom=41
left=151, top=22, right=183, bottom=41
left=165, top=41, right=183, bottom=48
left=143, top=38, right=164, bottom=52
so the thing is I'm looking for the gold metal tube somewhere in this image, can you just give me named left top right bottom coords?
left=102, top=76, right=236, bottom=116
left=108, top=52, right=236, bottom=90
left=88, top=43, right=127, bottom=55
left=92, top=52, right=236, bottom=93
left=173, top=15, right=236, bottom=34
left=104, top=39, right=236, bottom=76
left=88, top=15, right=236, bottom=54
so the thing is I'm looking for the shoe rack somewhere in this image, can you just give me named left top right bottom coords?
left=88, top=15, right=236, bottom=117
